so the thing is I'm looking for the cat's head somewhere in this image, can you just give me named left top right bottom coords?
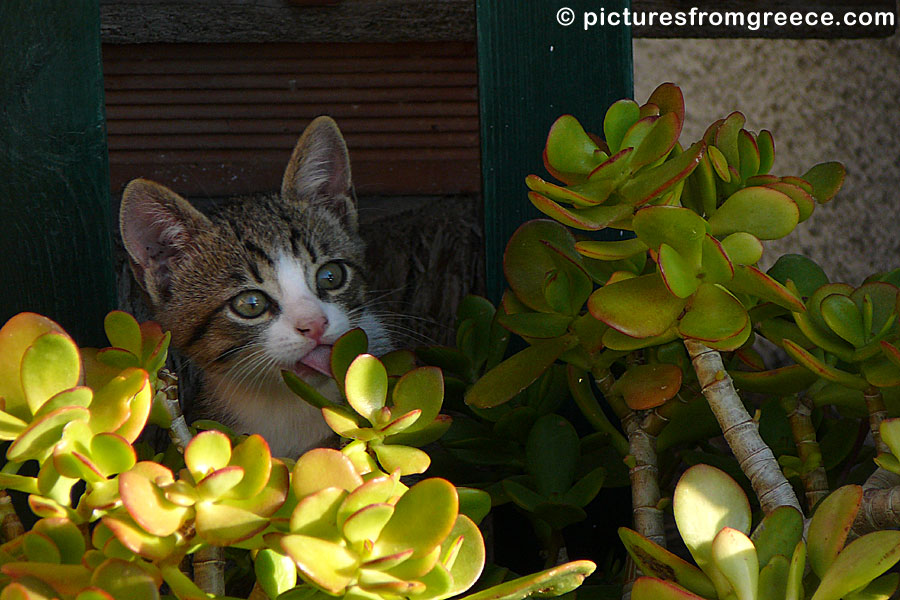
left=120, top=117, right=388, bottom=395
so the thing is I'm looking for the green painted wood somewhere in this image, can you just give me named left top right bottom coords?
left=477, top=1, right=633, bottom=303
left=0, top=0, right=115, bottom=346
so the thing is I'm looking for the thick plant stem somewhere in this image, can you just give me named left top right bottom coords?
left=684, top=339, right=801, bottom=514
left=0, top=491, right=23, bottom=542
left=780, top=395, right=829, bottom=511
left=595, top=369, right=665, bottom=548
left=157, top=369, right=228, bottom=596
left=864, top=386, right=890, bottom=455
left=158, top=369, right=193, bottom=452
left=194, top=545, right=226, bottom=596
left=852, top=467, right=900, bottom=536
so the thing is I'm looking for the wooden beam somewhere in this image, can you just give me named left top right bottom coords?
left=100, top=0, right=475, bottom=43
left=99, top=0, right=895, bottom=42
left=0, top=0, right=116, bottom=345
left=476, top=1, right=633, bottom=303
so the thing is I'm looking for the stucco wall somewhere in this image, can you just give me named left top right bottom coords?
left=634, top=31, right=900, bottom=284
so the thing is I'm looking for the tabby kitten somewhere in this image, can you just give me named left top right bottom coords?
left=119, top=117, right=390, bottom=458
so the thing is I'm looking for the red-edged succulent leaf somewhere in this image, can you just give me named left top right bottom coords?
left=802, top=162, right=845, bottom=203
left=619, top=142, right=704, bottom=206
left=757, top=130, right=775, bottom=174
left=529, top=192, right=632, bottom=231
left=729, top=364, right=818, bottom=395
left=708, top=186, right=800, bottom=240
left=615, top=363, right=683, bottom=410
left=544, top=115, right=605, bottom=183
left=678, top=283, right=749, bottom=344
left=603, top=100, right=641, bottom=155
left=588, top=272, right=687, bottom=339
left=726, top=265, right=805, bottom=312
left=783, top=339, right=869, bottom=391
left=714, top=112, right=746, bottom=168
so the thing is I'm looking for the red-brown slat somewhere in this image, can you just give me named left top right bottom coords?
left=102, top=42, right=476, bottom=61
left=102, top=41, right=481, bottom=197
left=104, top=72, right=478, bottom=91
left=106, top=116, right=479, bottom=136
left=105, top=102, right=479, bottom=120
left=105, top=87, right=477, bottom=105
left=108, top=148, right=479, bottom=164
left=102, top=57, right=476, bottom=76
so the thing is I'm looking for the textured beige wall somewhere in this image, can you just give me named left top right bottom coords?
left=634, top=32, right=900, bottom=284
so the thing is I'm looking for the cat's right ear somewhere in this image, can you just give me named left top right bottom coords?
left=119, top=178, right=210, bottom=305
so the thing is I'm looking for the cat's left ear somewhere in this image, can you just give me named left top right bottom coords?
left=281, top=116, right=357, bottom=231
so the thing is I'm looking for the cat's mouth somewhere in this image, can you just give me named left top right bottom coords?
left=294, top=345, right=333, bottom=378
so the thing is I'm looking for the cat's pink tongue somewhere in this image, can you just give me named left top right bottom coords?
left=298, top=345, right=333, bottom=377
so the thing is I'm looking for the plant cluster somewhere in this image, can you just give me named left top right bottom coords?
left=413, top=82, right=900, bottom=599
left=0, top=312, right=594, bottom=600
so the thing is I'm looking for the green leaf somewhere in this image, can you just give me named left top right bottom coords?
left=674, top=464, right=751, bottom=579
left=708, top=186, right=799, bottom=240
left=714, top=112, right=746, bottom=168
left=845, top=573, right=900, bottom=600
left=711, top=527, right=758, bottom=600
left=737, top=130, right=760, bottom=182
left=727, top=265, right=805, bottom=312
left=343, top=503, right=395, bottom=545
left=615, top=363, right=682, bottom=410
left=498, top=312, right=572, bottom=339
left=751, top=505, right=803, bottom=569
left=767, top=254, right=829, bottom=299
left=184, top=429, right=232, bottom=480
left=759, top=555, right=790, bottom=600
left=526, top=414, right=579, bottom=496
left=808, top=485, right=862, bottom=578
left=631, top=577, right=707, bottom=600
left=119, top=462, right=190, bottom=537
left=290, top=487, right=345, bottom=540
left=821, top=294, right=866, bottom=347
left=346, top=354, right=388, bottom=424
left=282, top=370, right=340, bottom=410
left=783, top=340, right=869, bottom=391
left=575, top=237, right=648, bottom=261
left=374, top=478, right=458, bottom=559
left=630, top=112, right=681, bottom=170
left=757, top=130, right=775, bottom=174
left=529, top=192, right=633, bottom=231
left=0, top=313, right=68, bottom=421
left=90, top=558, right=159, bottom=600
left=729, top=365, right=818, bottom=396
left=256, top=549, right=298, bottom=600
left=678, top=283, right=748, bottom=344
left=603, top=100, right=641, bottom=155
left=458, top=560, right=595, bottom=600
left=811, top=531, right=900, bottom=600
left=372, top=444, right=431, bottom=476
left=721, top=232, right=764, bottom=266
left=293, top=448, right=363, bottom=499
left=102, top=516, right=176, bottom=561
left=103, top=311, right=143, bottom=357
left=7, top=406, right=90, bottom=462
left=465, top=336, right=576, bottom=409
left=589, top=272, right=687, bottom=338
left=281, top=534, right=359, bottom=594
left=21, top=332, right=82, bottom=415
left=619, top=142, right=704, bottom=206
left=504, top=220, right=581, bottom=313
left=332, top=329, right=369, bottom=395
left=802, top=162, right=845, bottom=203
left=619, top=528, right=716, bottom=598
left=457, top=488, right=492, bottom=526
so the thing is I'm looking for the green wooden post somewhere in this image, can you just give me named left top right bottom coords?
left=477, top=1, right=633, bottom=302
left=0, top=1, right=116, bottom=346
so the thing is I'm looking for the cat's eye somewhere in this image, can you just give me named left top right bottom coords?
left=230, top=290, right=269, bottom=318
left=316, top=261, right=346, bottom=291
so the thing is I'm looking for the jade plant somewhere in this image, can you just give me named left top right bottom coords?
left=0, top=310, right=596, bottom=600
left=621, top=464, right=900, bottom=600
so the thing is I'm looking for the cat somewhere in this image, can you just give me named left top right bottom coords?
left=119, top=116, right=391, bottom=458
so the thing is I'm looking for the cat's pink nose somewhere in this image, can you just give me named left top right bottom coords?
left=296, top=315, right=328, bottom=342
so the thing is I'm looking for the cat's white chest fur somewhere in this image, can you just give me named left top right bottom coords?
left=206, top=372, right=338, bottom=458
